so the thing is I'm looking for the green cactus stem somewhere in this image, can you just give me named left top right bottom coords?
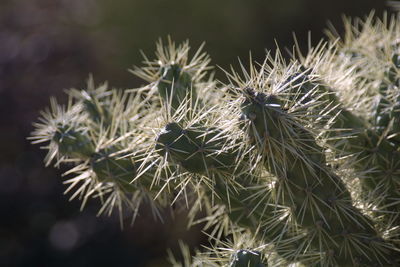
left=90, top=144, right=176, bottom=194
left=53, top=126, right=169, bottom=193
left=156, top=122, right=316, bottom=264
left=91, top=146, right=139, bottom=190
left=286, top=71, right=400, bottom=237
left=284, top=70, right=366, bottom=135
left=82, top=92, right=112, bottom=128
left=156, top=122, right=260, bottom=226
left=52, top=124, right=95, bottom=160
left=374, top=53, right=400, bottom=144
left=158, top=64, right=196, bottom=112
left=240, top=87, right=399, bottom=266
left=68, top=78, right=114, bottom=130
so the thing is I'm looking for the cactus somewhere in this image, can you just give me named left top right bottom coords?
left=30, top=12, right=400, bottom=267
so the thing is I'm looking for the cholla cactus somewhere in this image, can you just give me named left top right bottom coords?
left=30, top=13, right=400, bottom=267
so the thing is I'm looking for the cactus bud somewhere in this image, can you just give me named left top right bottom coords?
left=230, top=250, right=265, bottom=267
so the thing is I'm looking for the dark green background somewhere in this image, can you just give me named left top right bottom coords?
left=0, top=0, right=389, bottom=266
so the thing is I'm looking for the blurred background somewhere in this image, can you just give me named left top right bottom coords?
left=0, top=0, right=390, bottom=266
